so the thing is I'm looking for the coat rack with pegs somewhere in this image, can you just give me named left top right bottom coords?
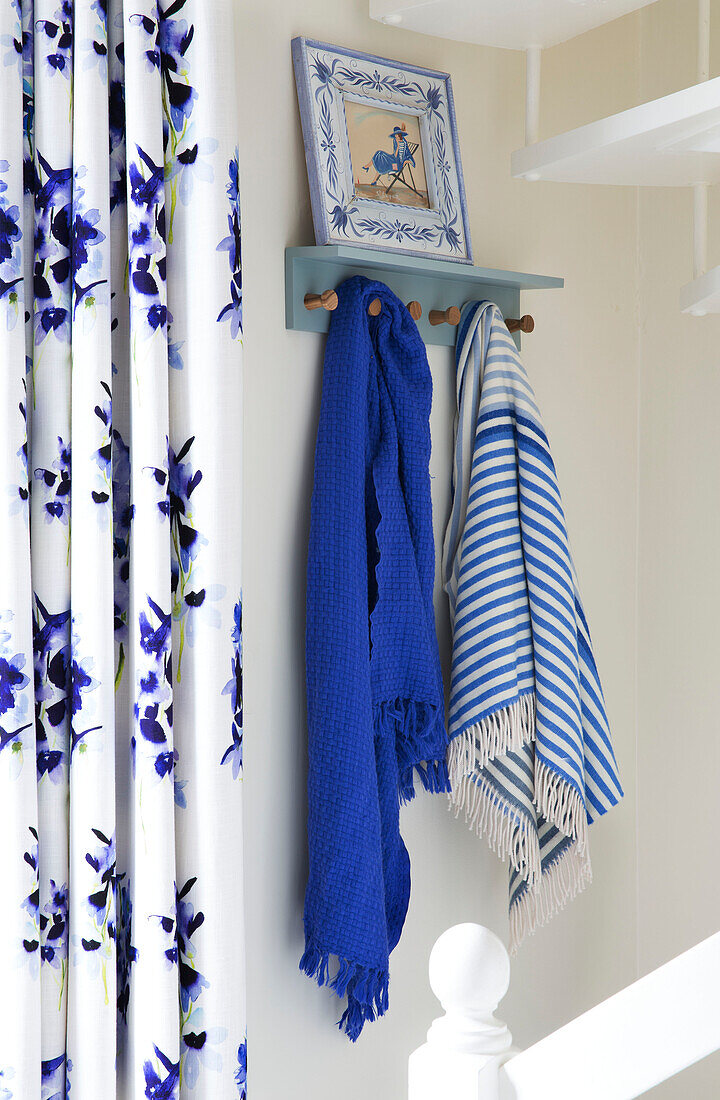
left=286, top=247, right=563, bottom=349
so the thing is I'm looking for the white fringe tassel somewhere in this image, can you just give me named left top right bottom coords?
left=448, top=694, right=536, bottom=776
left=448, top=695, right=540, bottom=883
left=509, top=839, right=592, bottom=955
left=448, top=694, right=593, bottom=951
left=450, top=766, right=542, bottom=884
left=535, top=758, right=589, bottom=855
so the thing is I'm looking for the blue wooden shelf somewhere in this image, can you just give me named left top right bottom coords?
left=285, top=246, right=564, bottom=348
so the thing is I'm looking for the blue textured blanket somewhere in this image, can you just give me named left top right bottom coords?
left=443, top=302, right=623, bottom=951
left=301, top=276, right=449, bottom=1040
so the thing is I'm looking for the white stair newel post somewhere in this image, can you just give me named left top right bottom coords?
left=408, top=924, right=516, bottom=1100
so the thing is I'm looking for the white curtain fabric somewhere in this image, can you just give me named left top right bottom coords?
left=0, top=1, right=245, bottom=1097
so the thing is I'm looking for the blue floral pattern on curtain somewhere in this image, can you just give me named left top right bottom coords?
left=0, top=0, right=245, bottom=1096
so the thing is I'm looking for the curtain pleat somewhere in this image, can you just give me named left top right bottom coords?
left=67, top=0, right=116, bottom=1093
left=0, top=1, right=41, bottom=1095
left=0, top=1, right=245, bottom=1096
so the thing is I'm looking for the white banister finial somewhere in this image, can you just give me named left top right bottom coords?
left=409, top=925, right=516, bottom=1100
left=427, top=924, right=512, bottom=1055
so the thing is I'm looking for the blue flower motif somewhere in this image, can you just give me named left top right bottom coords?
left=40, top=879, right=68, bottom=968
left=169, top=437, right=202, bottom=573
left=127, top=145, right=169, bottom=337
left=217, top=151, right=241, bottom=340
left=72, top=203, right=105, bottom=275
left=174, top=774, right=187, bottom=809
left=35, top=150, right=72, bottom=212
left=0, top=653, right=29, bottom=715
left=78, top=829, right=116, bottom=973
left=167, top=136, right=216, bottom=206
left=167, top=331, right=184, bottom=371
left=129, top=10, right=160, bottom=71
left=71, top=183, right=107, bottom=320
left=438, top=214, right=461, bottom=252
left=167, top=437, right=210, bottom=669
left=109, top=78, right=126, bottom=212
left=33, top=598, right=70, bottom=668
left=36, top=8, right=72, bottom=81
left=139, top=596, right=172, bottom=658
left=231, top=600, right=242, bottom=648
left=217, top=275, right=241, bottom=340
left=116, top=874, right=138, bottom=1025
left=84, top=828, right=115, bottom=920
left=80, top=31, right=108, bottom=79
left=217, top=207, right=240, bottom=277
left=0, top=1064, right=15, bottom=1100
left=142, top=1045, right=179, bottom=1100
left=329, top=202, right=355, bottom=236
left=181, top=1011, right=227, bottom=1088
left=235, top=1040, right=247, bottom=1099
left=70, top=656, right=98, bottom=717
left=35, top=306, right=70, bottom=345
left=158, top=0, right=196, bottom=133
left=112, top=429, right=132, bottom=665
left=129, top=145, right=164, bottom=211
left=0, top=719, right=31, bottom=770
left=176, top=877, right=208, bottom=1012
left=0, top=202, right=21, bottom=263
left=419, top=82, right=442, bottom=115
left=0, top=18, right=22, bottom=72
left=88, top=382, right=113, bottom=504
left=33, top=597, right=70, bottom=779
left=310, top=54, right=341, bottom=100
left=34, top=436, right=71, bottom=525
left=22, top=826, right=40, bottom=966
left=221, top=599, right=243, bottom=779
left=41, top=1053, right=67, bottom=1100
left=135, top=597, right=173, bottom=778
left=226, top=152, right=239, bottom=208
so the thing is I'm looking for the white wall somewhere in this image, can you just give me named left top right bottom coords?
left=238, top=3, right=644, bottom=1097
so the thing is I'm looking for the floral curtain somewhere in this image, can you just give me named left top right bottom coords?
left=0, top=1, right=244, bottom=1097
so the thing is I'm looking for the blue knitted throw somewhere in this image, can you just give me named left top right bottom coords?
left=301, top=276, right=449, bottom=1040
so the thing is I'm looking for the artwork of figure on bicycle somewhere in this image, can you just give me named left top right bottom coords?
left=344, top=100, right=431, bottom=210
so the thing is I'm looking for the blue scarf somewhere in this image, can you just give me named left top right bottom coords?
left=301, top=276, right=449, bottom=1040
left=443, top=302, right=623, bottom=952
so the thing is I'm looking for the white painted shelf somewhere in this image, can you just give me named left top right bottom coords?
left=370, top=0, right=658, bottom=51
left=512, top=76, right=720, bottom=185
left=680, top=264, right=720, bottom=315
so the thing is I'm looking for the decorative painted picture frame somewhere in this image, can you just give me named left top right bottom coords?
left=292, top=38, right=473, bottom=264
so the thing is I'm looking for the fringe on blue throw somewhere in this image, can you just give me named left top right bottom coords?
left=302, top=277, right=449, bottom=1039
left=443, top=302, right=624, bottom=953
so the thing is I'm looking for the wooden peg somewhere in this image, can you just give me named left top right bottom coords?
left=505, top=314, right=534, bottom=334
left=407, top=300, right=422, bottom=321
left=368, top=297, right=382, bottom=317
left=304, top=289, right=338, bottom=312
left=429, top=305, right=461, bottom=327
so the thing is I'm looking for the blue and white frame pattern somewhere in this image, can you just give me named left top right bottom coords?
left=292, top=38, right=473, bottom=263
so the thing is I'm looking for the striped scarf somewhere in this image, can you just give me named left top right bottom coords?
left=442, top=302, right=623, bottom=952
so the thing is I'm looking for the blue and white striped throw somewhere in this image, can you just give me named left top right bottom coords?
left=442, top=301, right=623, bottom=952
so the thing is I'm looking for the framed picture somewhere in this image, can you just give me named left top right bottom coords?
left=292, top=38, right=473, bottom=264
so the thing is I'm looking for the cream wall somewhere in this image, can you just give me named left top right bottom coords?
left=238, top=3, right=643, bottom=1097
left=635, top=1, right=720, bottom=1095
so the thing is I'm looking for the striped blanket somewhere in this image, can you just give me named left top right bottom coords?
left=442, top=301, right=623, bottom=952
